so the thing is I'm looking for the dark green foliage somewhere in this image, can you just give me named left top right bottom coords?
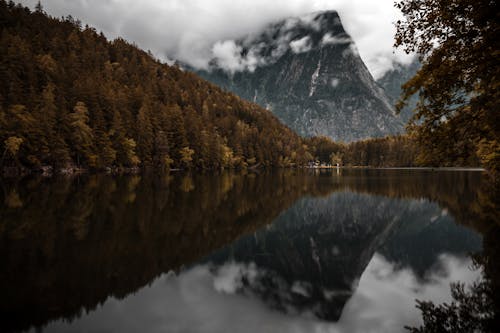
left=306, top=135, right=420, bottom=167
left=0, top=1, right=307, bottom=170
left=406, top=281, right=494, bottom=332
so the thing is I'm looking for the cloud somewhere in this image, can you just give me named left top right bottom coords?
left=328, top=0, right=415, bottom=78
left=19, top=0, right=414, bottom=78
left=342, top=44, right=360, bottom=58
left=211, top=40, right=266, bottom=73
left=42, top=254, right=481, bottom=333
left=211, top=40, right=244, bottom=73
left=321, top=32, right=352, bottom=46
left=212, top=261, right=258, bottom=293
left=283, top=12, right=323, bottom=32
left=337, top=254, right=480, bottom=331
left=290, top=36, right=312, bottom=54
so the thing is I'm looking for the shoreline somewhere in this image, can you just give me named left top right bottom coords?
left=333, top=166, right=486, bottom=172
left=1, top=165, right=486, bottom=178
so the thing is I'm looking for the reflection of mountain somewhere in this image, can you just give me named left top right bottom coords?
left=380, top=210, right=482, bottom=278
left=205, top=191, right=481, bottom=321
left=0, top=169, right=490, bottom=331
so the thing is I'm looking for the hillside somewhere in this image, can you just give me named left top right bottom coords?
left=0, top=1, right=310, bottom=172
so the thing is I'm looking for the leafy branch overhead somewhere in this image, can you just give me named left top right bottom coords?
left=394, top=0, right=499, bottom=172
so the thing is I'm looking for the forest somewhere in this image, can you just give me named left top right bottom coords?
left=307, top=135, right=421, bottom=168
left=0, top=1, right=488, bottom=174
left=0, top=1, right=314, bottom=172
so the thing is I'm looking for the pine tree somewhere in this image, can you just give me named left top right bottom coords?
left=66, top=102, right=94, bottom=167
left=34, top=1, right=43, bottom=13
left=33, top=83, right=57, bottom=164
left=136, top=98, right=154, bottom=166
left=92, top=106, right=116, bottom=168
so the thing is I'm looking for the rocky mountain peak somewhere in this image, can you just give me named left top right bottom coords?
left=196, top=11, right=404, bottom=142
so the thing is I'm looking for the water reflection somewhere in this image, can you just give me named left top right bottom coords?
left=43, top=254, right=480, bottom=333
left=0, top=169, right=496, bottom=332
left=204, top=192, right=482, bottom=322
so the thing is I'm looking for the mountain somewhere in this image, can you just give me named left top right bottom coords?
left=0, top=1, right=309, bottom=172
left=377, top=59, right=420, bottom=124
left=205, top=190, right=481, bottom=321
left=205, top=192, right=404, bottom=320
left=0, top=169, right=487, bottom=330
left=194, top=11, right=404, bottom=142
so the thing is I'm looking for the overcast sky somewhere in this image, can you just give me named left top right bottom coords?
left=19, top=0, right=414, bottom=79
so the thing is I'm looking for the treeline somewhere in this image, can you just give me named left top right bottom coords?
left=306, top=135, right=419, bottom=167
left=0, top=172, right=337, bottom=331
left=0, top=1, right=477, bottom=173
left=0, top=1, right=311, bottom=172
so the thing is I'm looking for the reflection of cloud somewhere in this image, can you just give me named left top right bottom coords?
left=44, top=255, right=481, bottom=333
left=213, top=262, right=258, bottom=294
left=337, top=254, right=481, bottom=332
left=291, top=281, right=312, bottom=297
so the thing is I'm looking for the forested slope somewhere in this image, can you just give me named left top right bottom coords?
left=0, top=1, right=310, bottom=171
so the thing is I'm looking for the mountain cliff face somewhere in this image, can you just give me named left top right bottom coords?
left=206, top=191, right=480, bottom=321
left=195, top=11, right=404, bottom=142
left=377, top=59, right=420, bottom=124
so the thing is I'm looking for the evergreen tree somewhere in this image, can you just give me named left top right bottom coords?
left=136, top=98, right=154, bottom=166
left=66, top=102, right=94, bottom=166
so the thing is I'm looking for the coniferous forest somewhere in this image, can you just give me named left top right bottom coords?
left=0, top=2, right=498, bottom=332
left=0, top=1, right=314, bottom=172
left=0, top=1, right=488, bottom=174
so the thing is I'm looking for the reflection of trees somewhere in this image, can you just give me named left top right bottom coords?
left=203, top=170, right=489, bottom=322
left=406, top=280, right=494, bottom=332
left=406, top=177, right=500, bottom=332
left=0, top=171, right=333, bottom=332
left=0, top=169, right=496, bottom=332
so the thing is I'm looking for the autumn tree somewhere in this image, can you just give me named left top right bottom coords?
left=91, top=106, right=116, bottom=168
left=136, top=98, right=154, bottom=166
left=395, top=0, right=499, bottom=173
left=2, top=136, right=23, bottom=165
left=179, top=146, right=195, bottom=169
left=66, top=102, right=94, bottom=166
left=0, top=1, right=314, bottom=172
left=34, top=83, right=58, bottom=163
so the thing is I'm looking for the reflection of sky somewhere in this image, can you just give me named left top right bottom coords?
left=41, top=253, right=481, bottom=333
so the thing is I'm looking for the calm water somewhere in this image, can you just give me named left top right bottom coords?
left=0, top=169, right=498, bottom=332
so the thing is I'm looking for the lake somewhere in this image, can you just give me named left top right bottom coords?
left=0, top=169, right=498, bottom=332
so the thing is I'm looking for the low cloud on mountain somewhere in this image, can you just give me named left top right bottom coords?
left=20, top=0, right=414, bottom=78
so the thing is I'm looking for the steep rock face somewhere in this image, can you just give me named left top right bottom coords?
left=205, top=190, right=481, bottom=321
left=206, top=192, right=431, bottom=320
left=195, top=11, right=404, bottom=142
left=377, top=59, right=420, bottom=124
